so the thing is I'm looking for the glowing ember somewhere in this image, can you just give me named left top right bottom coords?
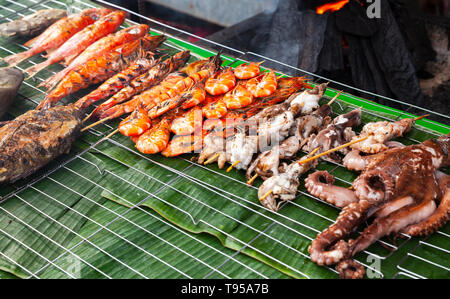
left=316, top=0, right=350, bottom=14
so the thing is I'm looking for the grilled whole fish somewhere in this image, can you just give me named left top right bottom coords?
left=0, top=104, right=82, bottom=183
left=0, top=9, right=67, bottom=38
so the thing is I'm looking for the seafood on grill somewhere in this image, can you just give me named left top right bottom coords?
left=258, top=155, right=319, bottom=211
left=233, top=61, right=262, bottom=80
left=303, top=108, right=362, bottom=163
left=0, top=104, right=82, bottom=183
left=204, top=68, right=236, bottom=95
left=245, top=70, right=277, bottom=98
left=38, top=35, right=166, bottom=109
left=222, top=82, right=254, bottom=109
left=24, top=10, right=127, bottom=78
left=349, top=118, right=416, bottom=154
left=162, top=76, right=309, bottom=158
left=88, top=50, right=190, bottom=120
left=304, top=133, right=450, bottom=278
left=197, top=84, right=321, bottom=170
left=247, top=102, right=332, bottom=181
left=74, top=56, right=157, bottom=110
left=40, top=24, right=150, bottom=90
left=0, top=9, right=67, bottom=38
left=0, top=67, right=24, bottom=118
left=3, top=7, right=112, bottom=66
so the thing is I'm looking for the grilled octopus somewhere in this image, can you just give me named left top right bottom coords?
left=0, top=105, right=82, bottom=183
left=304, top=133, right=450, bottom=278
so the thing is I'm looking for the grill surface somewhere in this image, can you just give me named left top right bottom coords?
left=0, top=0, right=448, bottom=279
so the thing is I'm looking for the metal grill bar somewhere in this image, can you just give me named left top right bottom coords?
left=0, top=0, right=448, bottom=279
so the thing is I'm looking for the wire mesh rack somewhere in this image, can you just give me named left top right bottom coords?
left=0, top=0, right=448, bottom=279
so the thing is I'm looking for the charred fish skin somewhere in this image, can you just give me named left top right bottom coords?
left=0, top=105, right=82, bottom=183
left=0, top=67, right=24, bottom=118
left=0, top=9, right=67, bottom=38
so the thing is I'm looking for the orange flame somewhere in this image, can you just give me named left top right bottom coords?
left=316, top=0, right=350, bottom=14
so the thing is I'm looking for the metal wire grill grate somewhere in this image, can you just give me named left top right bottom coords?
left=0, top=0, right=448, bottom=279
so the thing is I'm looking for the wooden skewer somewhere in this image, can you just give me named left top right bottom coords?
left=413, top=114, right=429, bottom=121
left=327, top=90, right=342, bottom=105
left=80, top=116, right=114, bottom=132
left=226, top=160, right=240, bottom=172
left=104, top=128, right=119, bottom=140
left=308, top=146, right=320, bottom=156
left=259, top=190, right=273, bottom=201
left=297, top=136, right=369, bottom=166
left=204, top=153, right=220, bottom=165
left=247, top=174, right=259, bottom=185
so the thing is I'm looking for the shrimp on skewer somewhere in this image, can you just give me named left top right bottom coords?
left=135, top=117, right=172, bottom=154
left=118, top=107, right=151, bottom=137
left=88, top=50, right=190, bottom=119
left=25, top=11, right=127, bottom=78
left=38, top=35, right=165, bottom=110
left=95, top=72, right=186, bottom=121
left=246, top=70, right=277, bottom=98
left=149, top=53, right=222, bottom=108
left=180, top=81, right=207, bottom=109
left=234, top=61, right=263, bottom=79
left=202, top=97, right=227, bottom=119
left=40, top=24, right=149, bottom=90
left=3, top=7, right=112, bottom=66
left=222, top=83, right=253, bottom=109
left=171, top=106, right=203, bottom=135
left=75, top=55, right=156, bottom=110
left=205, top=68, right=236, bottom=95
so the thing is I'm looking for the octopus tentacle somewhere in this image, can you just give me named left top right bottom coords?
left=308, top=200, right=372, bottom=265
left=349, top=199, right=436, bottom=256
left=343, top=150, right=367, bottom=171
left=305, top=171, right=359, bottom=208
left=353, top=170, right=395, bottom=203
left=335, top=259, right=365, bottom=279
left=401, top=188, right=450, bottom=236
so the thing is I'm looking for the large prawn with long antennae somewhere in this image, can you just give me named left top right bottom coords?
left=3, top=7, right=112, bottom=66
left=24, top=10, right=127, bottom=78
